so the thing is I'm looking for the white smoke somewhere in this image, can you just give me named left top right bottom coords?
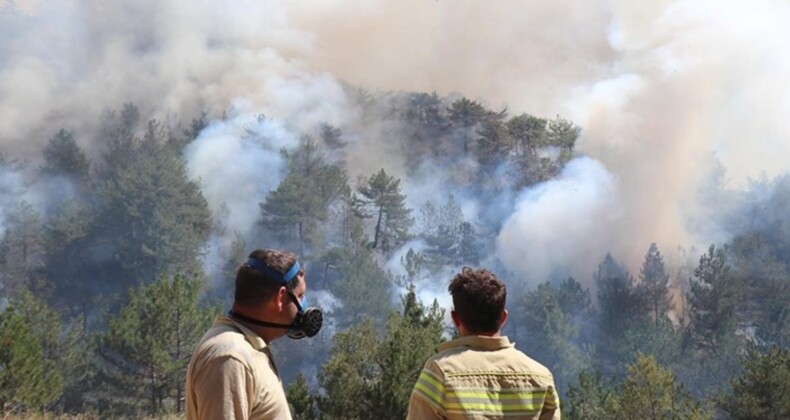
left=496, top=157, right=619, bottom=286
left=3, top=0, right=790, bottom=290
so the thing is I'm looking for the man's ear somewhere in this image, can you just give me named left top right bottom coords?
left=451, top=310, right=461, bottom=330
left=276, top=285, right=288, bottom=311
left=499, top=309, right=508, bottom=329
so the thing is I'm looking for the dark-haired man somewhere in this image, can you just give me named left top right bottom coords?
left=407, top=267, right=560, bottom=420
left=185, top=248, right=322, bottom=420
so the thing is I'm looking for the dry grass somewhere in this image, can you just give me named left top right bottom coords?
left=1, top=413, right=185, bottom=420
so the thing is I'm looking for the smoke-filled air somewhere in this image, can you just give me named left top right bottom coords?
left=1, top=0, right=789, bottom=418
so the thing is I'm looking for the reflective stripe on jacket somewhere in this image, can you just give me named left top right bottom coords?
left=407, top=335, right=560, bottom=420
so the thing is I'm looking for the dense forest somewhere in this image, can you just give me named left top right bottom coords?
left=0, top=86, right=788, bottom=419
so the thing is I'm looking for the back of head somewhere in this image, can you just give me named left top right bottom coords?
left=234, top=249, right=303, bottom=307
left=449, top=267, right=506, bottom=334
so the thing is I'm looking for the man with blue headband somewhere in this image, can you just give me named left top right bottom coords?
left=185, top=248, right=322, bottom=420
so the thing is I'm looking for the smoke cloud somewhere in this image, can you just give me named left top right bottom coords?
left=2, top=0, right=789, bottom=289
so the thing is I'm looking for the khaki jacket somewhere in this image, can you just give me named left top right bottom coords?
left=185, top=315, right=291, bottom=420
left=407, top=335, right=560, bottom=420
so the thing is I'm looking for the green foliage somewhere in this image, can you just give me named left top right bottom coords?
left=507, top=113, right=547, bottom=158
left=518, top=279, right=594, bottom=391
left=476, top=119, right=513, bottom=170
left=565, top=370, right=616, bottom=420
left=0, top=297, right=63, bottom=414
left=95, top=274, right=218, bottom=416
left=286, top=373, right=316, bottom=420
left=261, top=136, right=349, bottom=256
left=638, top=243, right=673, bottom=323
left=719, top=346, right=790, bottom=419
left=42, top=198, right=95, bottom=318
left=96, top=118, right=212, bottom=285
left=687, top=245, right=739, bottom=353
left=418, top=195, right=481, bottom=269
left=0, top=202, right=46, bottom=298
left=317, top=318, right=379, bottom=419
left=447, top=97, right=487, bottom=128
left=595, top=253, right=642, bottom=343
left=330, top=239, right=393, bottom=327
left=371, top=286, right=444, bottom=418
left=447, top=97, right=488, bottom=156
left=318, top=287, right=444, bottom=420
left=618, top=318, right=683, bottom=371
left=728, top=233, right=790, bottom=348
left=41, top=129, right=91, bottom=179
left=614, top=354, right=712, bottom=420
left=355, top=168, right=413, bottom=253
left=547, top=115, right=580, bottom=163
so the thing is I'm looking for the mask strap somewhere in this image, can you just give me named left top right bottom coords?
left=245, top=258, right=301, bottom=284
left=228, top=310, right=295, bottom=330
left=283, top=261, right=300, bottom=283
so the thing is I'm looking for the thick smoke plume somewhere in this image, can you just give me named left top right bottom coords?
left=2, top=0, right=790, bottom=289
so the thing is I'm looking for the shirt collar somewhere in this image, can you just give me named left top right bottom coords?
left=217, top=314, right=268, bottom=351
left=438, top=335, right=513, bottom=352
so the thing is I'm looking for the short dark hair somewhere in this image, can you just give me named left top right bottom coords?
left=234, top=249, right=304, bottom=307
left=448, top=267, right=506, bottom=334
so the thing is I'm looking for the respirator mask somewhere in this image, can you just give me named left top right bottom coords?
left=229, top=258, right=323, bottom=339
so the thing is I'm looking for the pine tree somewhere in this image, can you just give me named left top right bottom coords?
left=317, top=287, right=444, bottom=420
left=638, top=243, right=673, bottom=324
left=42, top=198, right=95, bottom=319
left=547, top=115, right=580, bottom=164
left=595, top=253, right=642, bottom=340
left=0, top=299, right=63, bottom=413
left=447, top=97, right=487, bottom=156
left=419, top=195, right=466, bottom=269
left=682, top=245, right=745, bottom=395
left=507, top=113, right=547, bottom=158
left=687, top=245, right=739, bottom=353
left=11, top=289, right=90, bottom=413
left=331, top=235, right=394, bottom=327
left=96, top=119, right=212, bottom=286
left=40, top=129, right=91, bottom=179
left=719, top=346, right=790, bottom=419
left=286, top=373, right=316, bottom=420
left=565, top=370, right=617, bottom=420
left=615, top=354, right=711, bottom=419
left=476, top=119, right=513, bottom=170
left=355, top=169, right=413, bottom=253
left=261, top=136, right=348, bottom=256
left=95, top=274, right=218, bottom=416
left=519, top=281, right=593, bottom=392
left=317, top=318, right=379, bottom=419
left=0, top=201, right=46, bottom=297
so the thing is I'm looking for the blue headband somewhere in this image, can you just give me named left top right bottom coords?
left=245, top=258, right=301, bottom=283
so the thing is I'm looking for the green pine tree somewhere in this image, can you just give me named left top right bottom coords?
left=0, top=302, right=63, bottom=413
left=638, top=243, right=673, bottom=324
left=615, top=354, right=711, bottom=420
left=286, top=373, right=316, bottom=420
left=261, top=136, right=349, bottom=256
left=355, top=168, right=413, bottom=253
left=95, top=274, right=218, bottom=416
left=40, top=129, right=91, bottom=179
left=96, top=119, right=212, bottom=286
left=719, top=346, right=790, bottom=419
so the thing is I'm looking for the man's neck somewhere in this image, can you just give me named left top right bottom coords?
left=230, top=305, right=282, bottom=344
left=463, top=331, right=500, bottom=338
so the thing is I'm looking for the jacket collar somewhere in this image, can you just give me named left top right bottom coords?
left=438, top=335, right=513, bottom=352
left=217, top=314, right=268, bottom=351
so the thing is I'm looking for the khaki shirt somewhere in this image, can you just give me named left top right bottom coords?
left=407, top=335, right=560, bottom=420
left=185, top=315, right=292, bottom=420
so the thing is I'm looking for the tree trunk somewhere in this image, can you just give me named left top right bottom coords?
left=373, top=207, right=383, bottom=249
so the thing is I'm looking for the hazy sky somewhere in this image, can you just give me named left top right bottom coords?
left=2, top=0, right=789, bottom=287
